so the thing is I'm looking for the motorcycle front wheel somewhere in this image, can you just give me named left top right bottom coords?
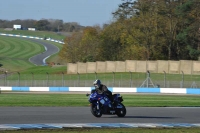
left=116, top=103, right=126, bottom=117
left=90, top=103, right=102, bottom=118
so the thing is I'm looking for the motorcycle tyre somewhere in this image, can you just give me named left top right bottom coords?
left=116, top=103, right=126, bottom=117
left=90, top=103, right=102, bottom=118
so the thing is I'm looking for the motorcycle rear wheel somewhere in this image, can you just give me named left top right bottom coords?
left=90, top=103, right=102, bottom=117
left=116, top=103, right=126, bottom=117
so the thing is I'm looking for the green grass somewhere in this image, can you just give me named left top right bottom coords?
left=0, top=28, right=66, bottom=40
left=0, top=36, right=45, bottom=72
left=0, top=93, right=199, bottom=107
left=0, top=35, right=67, bottom=73
left=19, top=66, right=67, bottom=74
left=1, top=128, right=200, bottom=133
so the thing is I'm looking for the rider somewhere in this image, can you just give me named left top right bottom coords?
left=92, top=79, right=113, bottom=103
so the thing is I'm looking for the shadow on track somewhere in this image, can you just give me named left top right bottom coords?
left=106, top=116, right=177, bottom=119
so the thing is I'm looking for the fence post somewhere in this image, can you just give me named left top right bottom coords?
left=77, top=72, right=80, bottom=87
left=147, top=71, right=150, bottom=88
left=181, top=71, right=184, bottom=88
left=95, top=72, right=97, bottom=79
left=31, top=72, right=34, bottom=87
left=46, top=72, right=49, bottom=87
left=163, top=71, right=166, bottom=88
left=62, top=72, right=64, bottom=87
left=4, top=72, right=7, bottom=86
left=129, top=71, right=132, bottom=87
left=112, top=72, right=115, bottom=87
left=17, top=72, right=20, bottom=87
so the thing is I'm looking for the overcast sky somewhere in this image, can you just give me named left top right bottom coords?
left=0, top=0, right=122, bottom=26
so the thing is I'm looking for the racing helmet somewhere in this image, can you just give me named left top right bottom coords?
left=93, top=79, right=101, bottom=89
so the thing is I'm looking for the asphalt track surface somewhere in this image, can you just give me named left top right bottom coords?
left=0, top=107, right=200, bottom=124
left=28, top=39, right=59, bottom=66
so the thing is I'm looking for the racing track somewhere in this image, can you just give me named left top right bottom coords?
left=0, top=107, right=200, bottom=124
left=28, top=39, right=59, bottom=66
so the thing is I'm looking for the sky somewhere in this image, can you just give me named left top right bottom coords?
left=0, top=0, right=122, bottom=26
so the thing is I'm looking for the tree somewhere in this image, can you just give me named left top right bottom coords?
left=112, top=0, right=135, bottom=20
left=175, top=0, right=200, bottom=59
left=47, top=19, right=63, bottom=32
left=59, top=32, right=82, bottom=63
left=59, top=27, right=100, bottom=62
left=98, top=21, right=126, bottom=61
left=80, top=27, right=100, bottom=62
left=110, top=0, right=200, bottom=60
left=34, top=19, right=50, bottom=31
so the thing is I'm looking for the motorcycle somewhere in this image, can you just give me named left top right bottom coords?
left=86, top=91, right=126, bottom=118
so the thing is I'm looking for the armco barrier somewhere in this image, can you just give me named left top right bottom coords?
left=0, top=33, right=64, bottom=44
left=0, top=87, right=200, bottom=94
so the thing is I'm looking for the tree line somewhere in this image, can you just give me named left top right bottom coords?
left=0, top=19, right=85, bottom=32
left=59, top=0, right=200, bottom=63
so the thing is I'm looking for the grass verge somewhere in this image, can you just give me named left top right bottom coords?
left=0, top=36, right=45, bottom=72
left=0, top=93, right=199, bottom=107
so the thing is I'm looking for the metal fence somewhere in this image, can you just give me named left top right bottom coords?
left=0, top=72, right=199, bottom=88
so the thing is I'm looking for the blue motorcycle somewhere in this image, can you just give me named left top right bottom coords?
left=86, top=91, right=126, bottom=117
